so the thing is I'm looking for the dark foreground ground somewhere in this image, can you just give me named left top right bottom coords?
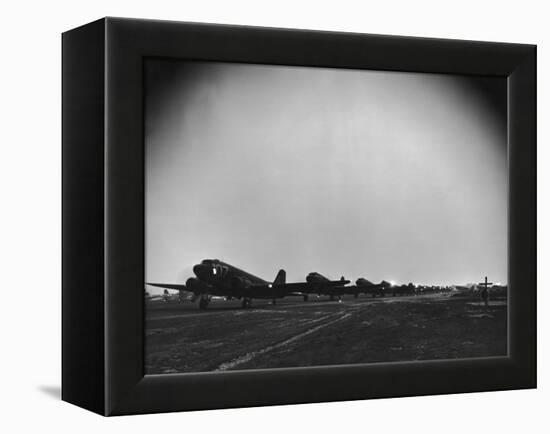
left=145, top=293, right=507, bottom=374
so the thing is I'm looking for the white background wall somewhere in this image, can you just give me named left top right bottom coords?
left=0, top=0, right=547, bottom=432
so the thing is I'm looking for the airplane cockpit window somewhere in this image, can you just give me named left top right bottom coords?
left=210, top=264, right=227, bottom=278
left=221, top=266, right=229, bottom=278
left=213, top=264, right=225, bottom=278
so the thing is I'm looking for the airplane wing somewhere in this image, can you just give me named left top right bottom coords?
left=283, top=280, right=350, bottom=290
left=147, top=283, right=188, bottom=291
left=283, top=280, right=350, bottom=291
left=238, top=283, right=299, bottom=299
left=324, top=279, right=351, bottom=287
left=148, top=282, right=285, bottom=299
left=235, top=282, right=324, bottom=299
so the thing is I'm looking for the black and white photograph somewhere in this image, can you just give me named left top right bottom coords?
left=144, top=59, right=508, bottom=374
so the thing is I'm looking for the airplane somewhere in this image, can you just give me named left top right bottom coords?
left=391, top=282, right=417, bottom=296
left=300, top=272, right=351, bottom=301
left=352, top=278, right=392, bottom=298
left=147, top=259, right=328, bottom=309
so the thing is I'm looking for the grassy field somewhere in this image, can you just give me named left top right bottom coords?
left=145, top=294, right=507, bottom=374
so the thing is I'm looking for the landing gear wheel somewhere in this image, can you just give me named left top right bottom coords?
left=242, top=298, right=252, bottom=309
left=303, top=295, right=309, bottom=302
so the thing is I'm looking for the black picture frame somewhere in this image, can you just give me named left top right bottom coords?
left=62, top=17, right=536, bottom=416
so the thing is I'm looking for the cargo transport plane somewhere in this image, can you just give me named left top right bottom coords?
left=300, top=272, right=351, bottom=301
left=352, top=278, right=392, bottom=297
left=147, top=259, right=349, bottom=309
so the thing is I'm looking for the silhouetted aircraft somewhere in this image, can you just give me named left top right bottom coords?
left=299, top=272, right=351, bottom=301
left=391, top=282, right=417, bottom=296
left=148, top=259, right=325, bottom=309
left=352, top=278, right=392, bottom=298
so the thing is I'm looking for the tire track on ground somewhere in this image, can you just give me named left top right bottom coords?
left=215, top=312, right=354, bottom=371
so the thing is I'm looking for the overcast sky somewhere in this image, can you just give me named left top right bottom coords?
left=145, top=59, right=507, bottom=289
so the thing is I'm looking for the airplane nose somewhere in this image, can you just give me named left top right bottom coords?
left=193, top=264, right=207, bottom=277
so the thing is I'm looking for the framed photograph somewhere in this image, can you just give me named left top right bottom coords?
left=62, top=17, right=536, bottom=416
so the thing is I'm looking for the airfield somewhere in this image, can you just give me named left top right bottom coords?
left=145, top=292, right=507, bottom=374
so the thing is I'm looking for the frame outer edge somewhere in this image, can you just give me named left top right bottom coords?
left=508, top=46, right=537, bottom=387
left=100, top=18, right=537, bottom=415
left=62, top=18, right=107, bottom=415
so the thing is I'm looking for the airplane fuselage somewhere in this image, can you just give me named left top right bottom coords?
left=186, top=259, right=281, bottom=300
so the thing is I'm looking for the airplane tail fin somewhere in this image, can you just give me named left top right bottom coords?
left=274, top=269, right=286, bottom=286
